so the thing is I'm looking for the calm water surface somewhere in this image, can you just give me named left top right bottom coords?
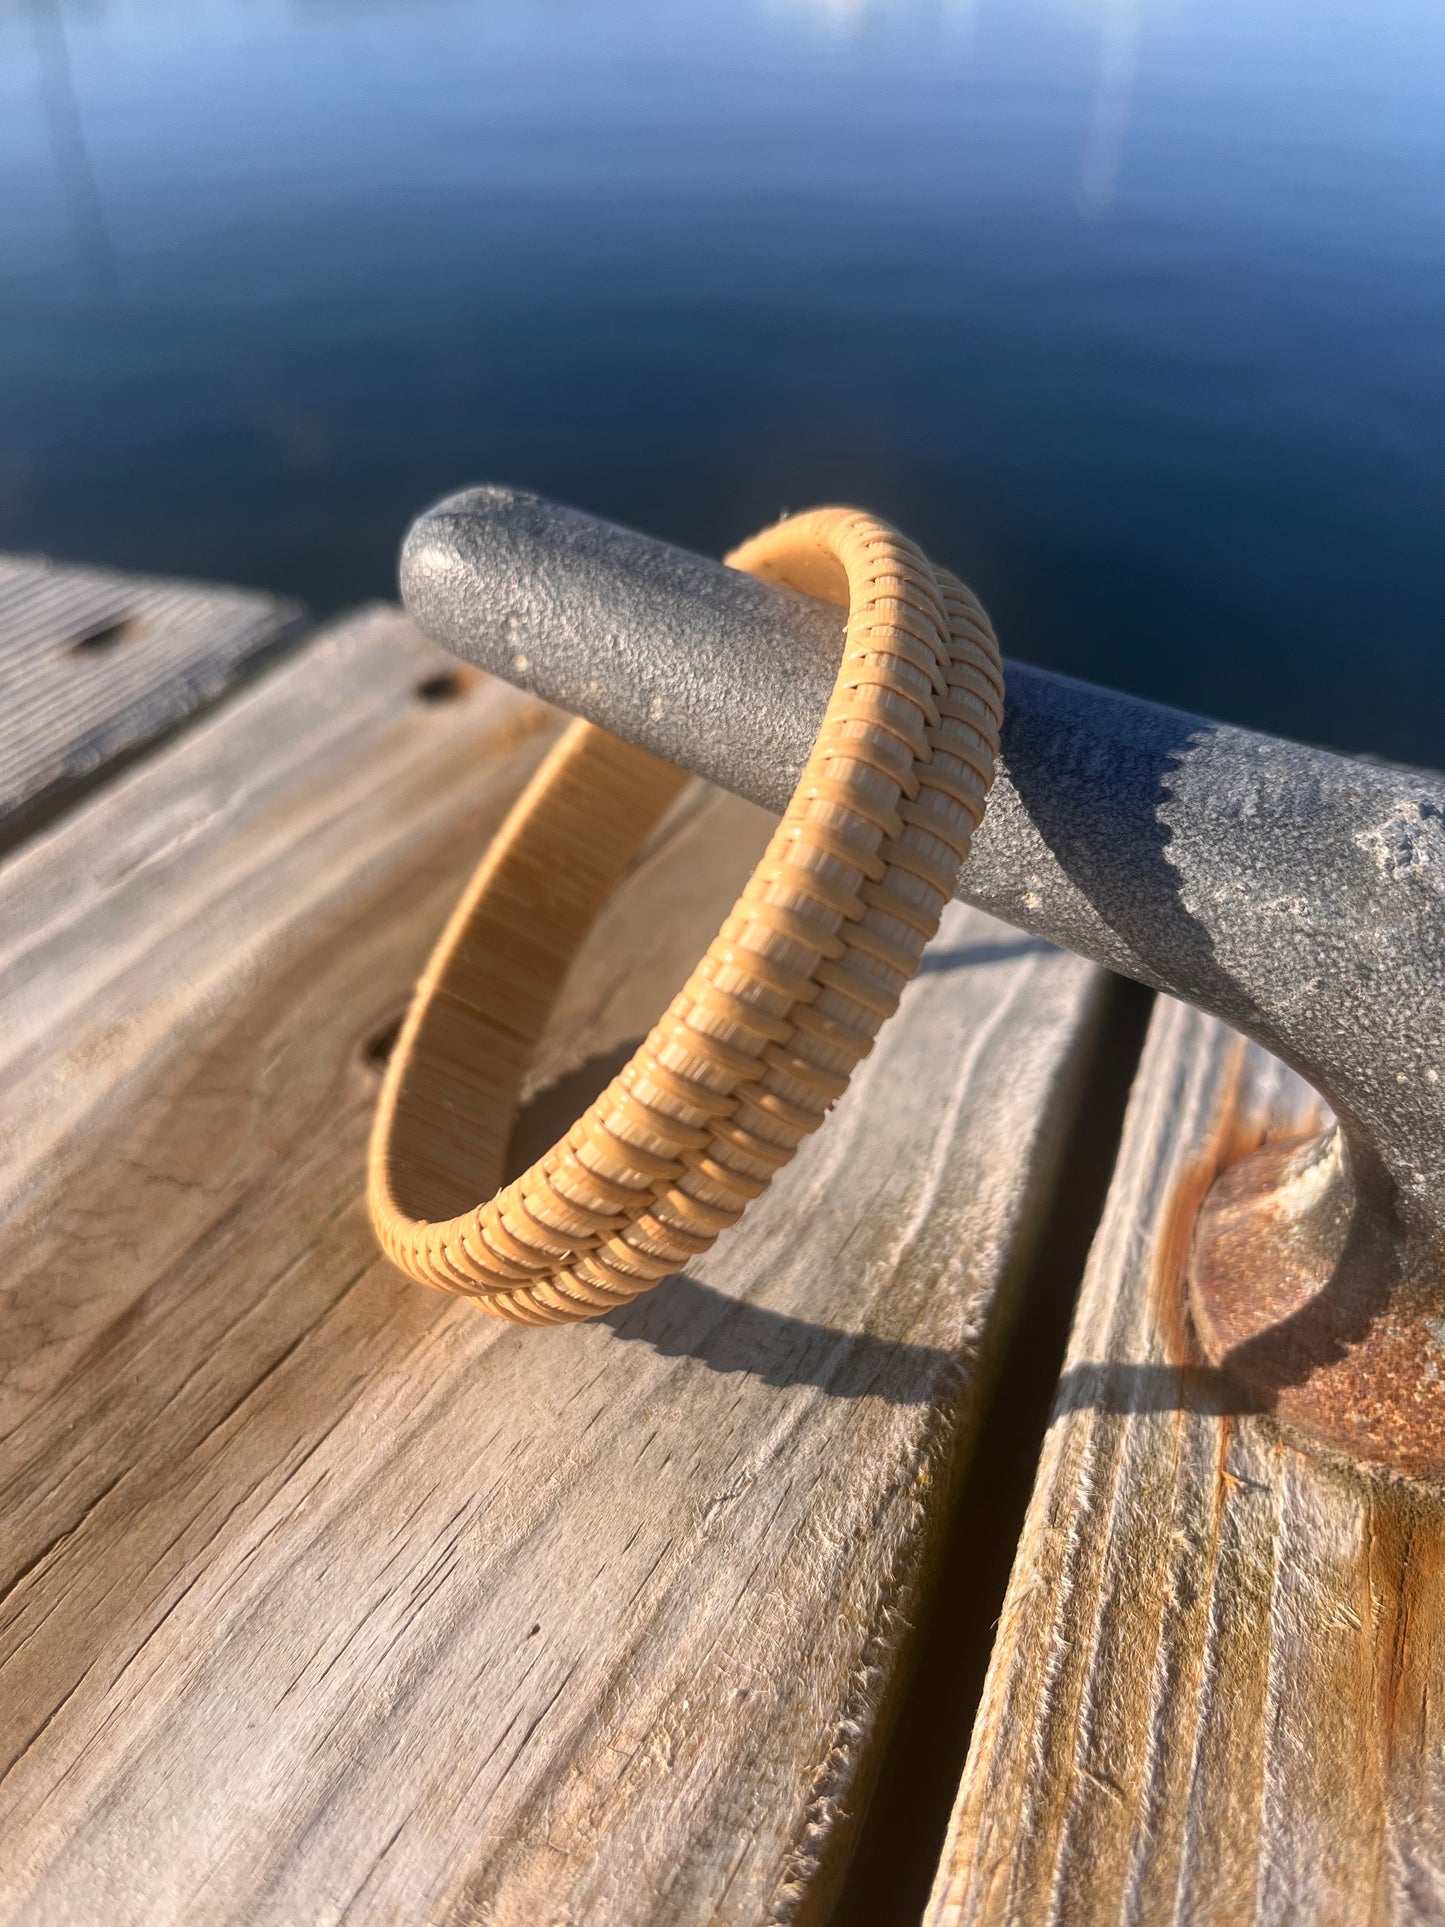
left=2, top=0, right=1442, bottom=762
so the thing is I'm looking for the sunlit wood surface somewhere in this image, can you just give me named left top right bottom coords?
left=0, top=582, right=1104, bottom=1925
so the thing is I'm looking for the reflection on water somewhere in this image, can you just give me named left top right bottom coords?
left=1078, top=0, right=1143, bottom=215
left=25, top=0, right=119, bottom=305
left=1, top=0, right=1442, bottom=762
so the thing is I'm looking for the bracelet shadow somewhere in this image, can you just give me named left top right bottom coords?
left=602, top=1272, right=955, bottom=1405
left=603, top=1274, right=1256, bottom=1417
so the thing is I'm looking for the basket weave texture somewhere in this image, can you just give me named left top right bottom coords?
left=368, top=508, right=1004, bottom=1323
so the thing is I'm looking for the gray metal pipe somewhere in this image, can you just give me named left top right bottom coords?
left=400, top=485, right=1445, bottom=1478
left=401, top=485, right=1443, bottom=1267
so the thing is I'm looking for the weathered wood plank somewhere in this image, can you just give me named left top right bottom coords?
left=927, top=997, right=1445, bottom=1925
left=0, top=552, right=301, bottom=834
left=0, top=606, right=1105, bottom=1926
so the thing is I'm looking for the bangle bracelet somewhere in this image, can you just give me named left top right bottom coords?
left=368, top=508, right=1004, bottom=1325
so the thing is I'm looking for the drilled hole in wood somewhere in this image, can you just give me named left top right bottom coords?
left=361, top=1013, right=405, bottom=1074
left=65, top=614, right=144, bottom=657
left=414, top=668, right=478, bottom=705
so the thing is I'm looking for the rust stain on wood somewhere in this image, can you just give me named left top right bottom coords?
left=1147, top=1026, right=1252, bottom=1373
left=927, top=1000, right=1445, bottom=1926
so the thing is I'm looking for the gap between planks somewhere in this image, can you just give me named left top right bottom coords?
left=0, top=551, right=303, bottom=854
left=836, top=971, right=1154, bottom=1927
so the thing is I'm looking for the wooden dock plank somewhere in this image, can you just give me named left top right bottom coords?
left=0, top=552, right=301, bottom=835
left=0, top=606, right=1105, bottom=1926
left=926, top=998, right=1445, bottom=1925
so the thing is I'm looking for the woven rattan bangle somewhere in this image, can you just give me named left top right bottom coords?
left=368, top=508, right=1004, bottom=1324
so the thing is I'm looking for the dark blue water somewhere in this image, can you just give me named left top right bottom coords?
left=3, top=0, right=1442, bottom=764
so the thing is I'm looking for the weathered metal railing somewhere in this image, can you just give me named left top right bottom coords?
left=399, top=484, right=1445, bottom=1480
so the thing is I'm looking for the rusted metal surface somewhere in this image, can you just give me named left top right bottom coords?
left=1191, top=1129, right=1445, bottom=1481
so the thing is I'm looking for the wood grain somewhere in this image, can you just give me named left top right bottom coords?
left=0, top=603, right=1103, bottom=1926
left=0, top=551, right=301, bottom=834
left=927, top=998, right=1445, bottom=1926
